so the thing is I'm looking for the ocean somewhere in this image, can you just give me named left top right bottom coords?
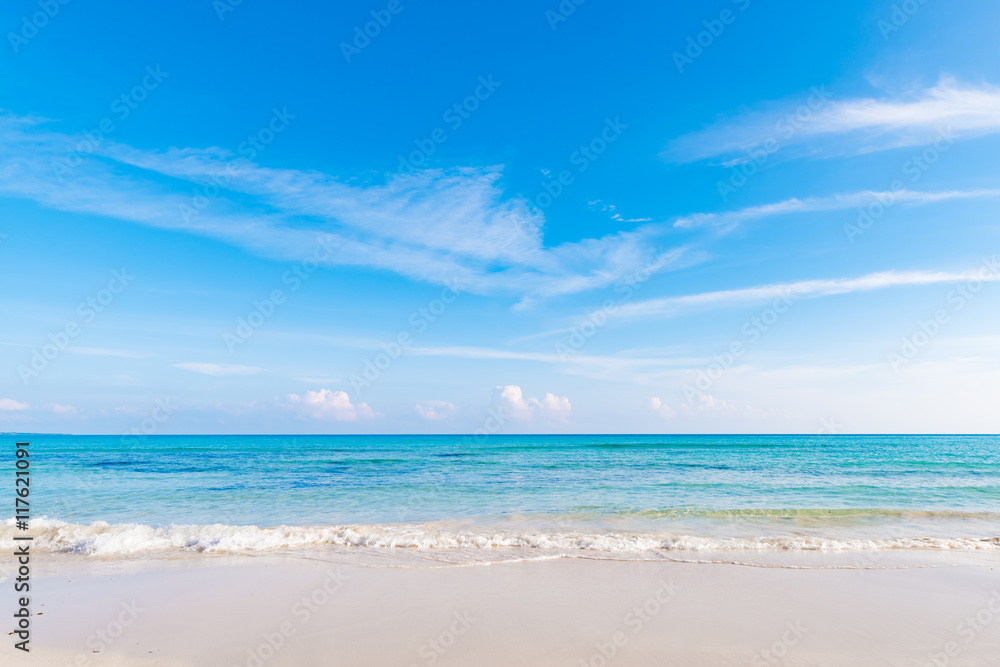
left=5, top=434, right=1000, bottom=565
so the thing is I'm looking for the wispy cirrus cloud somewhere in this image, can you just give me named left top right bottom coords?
left=0, top=111, right=685, bottom=303
left=617, top=266, right=1000, bottom=318
left=173, top=362, right=263, bottom=376
left=72, top=347, right=150, bottom=358
left=3, top=109, right=993, bottom=310
left=412, top=264, right=1000, bottom=371
left=665, top=77, right=1000, bottom=162
left=671, top=188, right=1000, bottom=230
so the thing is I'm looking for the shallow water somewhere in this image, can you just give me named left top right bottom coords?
left=5, top=434, right=1000, bottom=561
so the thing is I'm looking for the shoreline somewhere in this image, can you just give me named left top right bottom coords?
left=5, top=517, right=1000, bottom=563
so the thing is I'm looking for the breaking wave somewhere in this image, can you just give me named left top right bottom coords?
left=4, top=518, right=999, bottom=558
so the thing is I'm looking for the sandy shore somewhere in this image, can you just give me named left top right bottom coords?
left=7, top=553, right=1000, bottom=666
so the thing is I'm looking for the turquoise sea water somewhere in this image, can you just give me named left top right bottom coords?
left=5, top=434, right=1000, bottom=559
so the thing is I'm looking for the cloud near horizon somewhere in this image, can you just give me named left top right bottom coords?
left=647, top=397, right=676, bottom=419
left=494, top=385, right=571, bottom=421
left=288, top=389, right=374, bottom=421
left=415, top=401, right=459, bottom=421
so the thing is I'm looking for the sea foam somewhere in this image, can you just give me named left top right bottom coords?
left=3, top=518, right=998, bottom=558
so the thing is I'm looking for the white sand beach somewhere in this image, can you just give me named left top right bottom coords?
left=9, top=552, right=1000, bottom=666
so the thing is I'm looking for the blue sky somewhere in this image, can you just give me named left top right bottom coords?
left=2, top=0, right=1000, bottom=434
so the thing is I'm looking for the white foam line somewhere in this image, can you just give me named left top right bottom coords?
left=3, top=518, right=997, bottom=560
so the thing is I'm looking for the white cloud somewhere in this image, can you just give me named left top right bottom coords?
left=0, top=398, right=30, bottom=411
left=494, top=385, right=571, bottom=421
left=412, top=263, right=1000, bottom=336
left=408, top=346, right=700, bottom=387
left=0, top=112, right=686, bottom=303
left=72, top=347, right=149, bottom=358
left=288, top=389, right=373, bottom=421
left=50, top=404, right=77, bottom=414
left=647, top=397, right=676, bottom=419
left=173, top=363, right=263, bottom=376
left=415, top=401, right=458, bottom=421
left=681, top=393, right=734, bottom=414
left=672, top=188, right=1000, bottom=231
left=666, top=77, right=1000, bottom=162
left=617, top=264, right=1000, bottom=319
left=412, top=346, right=568, bottom=363
left=402, top=261, right=1000, bottom=387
